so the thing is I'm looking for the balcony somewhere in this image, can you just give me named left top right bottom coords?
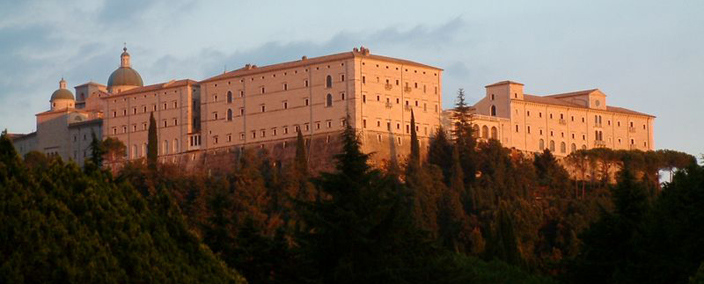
left=384, top=83, right=393, bottom=90
left=559, top=119, right=567, bottom=125
left=404, top=86, right=412, bottom=93
left=385, top=102, right=393, bottom=108
left=628, top=127, right=636, bottom=133
left=594, top=140, right=606, bottom=147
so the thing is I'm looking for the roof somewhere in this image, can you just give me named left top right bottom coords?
left=107, top=67, right=144, bottom=87
left=200, top=49, right=442, bottom=84
left=485, top=80, right=525, bottom=88
left=544, top=89, right=601, bottom=98
left=74, top=81, right=106, bottom=88
left=105, top=79, right=198, bottom=97
left=522, top=94, right=654, bottom=117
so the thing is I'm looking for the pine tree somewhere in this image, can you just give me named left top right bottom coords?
left=147, top=112, right=158, bottom=170
left=428, top=126, right=453, bottom=184
left=452, top=89, right=478, bottom=186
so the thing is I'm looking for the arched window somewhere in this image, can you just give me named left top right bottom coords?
left=227, top=91, right=233, bottom=103
left=490, top=105, right=497, bottom=116
left=326, top=75, right=333, bottom=88
left=173, top=139, right=178, bottom=153
left=132, top=145, right=138, bottom=159
left=539, top=139, right=545, bottom=150
left=549, top=140, right=555, bottom=151
left=571, top=143, right=576, bottom=153
left=582, top=144, right=587, bottom=150
left=227, top=109, right=233, bottom=121
left=560, top=142, right=566, bottom=153
left=472, top=124, right=480, bottom=138
left=482, top=125, right=489, bottom=138
left=490, top=126, right=498, bottom=139
left=163, top=140, right=169, bottom=154
left=141, top=143, right=147, bottom=157
left=326, top=93, right=333, bottom=107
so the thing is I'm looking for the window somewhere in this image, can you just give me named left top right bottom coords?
left=539, top=139, right=545, bottom=150
left=491, top=94, right=495, bottom=100
left=239, top=90, right=244, bottom=97
left=174, top=139, right=179, bottom=152
left=283, top=101, right=288, bottom=109
left=304, top=80, right=309, bottom=87
left=363, top=119, right=367, bottom=128
left=326, top=75, right=333, bottom=88
left=173, top=119, right=178, bottom=126
left=143, top=106, right=147, bottom=113
left=163, top=120, right=167, bottom=128
left=261, top=105, right=266, bottom=112
left=363, top=95, right=366, bottom=103
left=527, top=126, right=531, bottom=134
left=227, top=134, right=232, bottom=142
left=362, top=76, right=366, bottom=84
left=213, top=112, right=218, bottom=120
left=261, top=87, right=265, bottom=94
left=283, top=83, right=288, bottom=91
left=284, top=127, right=289, bottom=134
left=305, top=98, right=310, bottom=106
left=490, top=127, right=497, bottom=139
left=227, top=91, right=233, bottom=103
left=163, top=140, right=169, bottom=154
left=571, top=143, right=576, bottom=153
left=560, top=142, right=566, bottom=153
left=326, top=94, right=333, bottom=107
left=327, top=121, right=332, bottom=128
left=341, top=74, right=345, bottom=81
left=482, top=126, right=489, bottom=138
left=341, top=93, right=346, bottom=100
left=227, top=109, right=233, bottom=121
left=133, top=107, right=137, bottom=114
left=515, top=125, right=519, bottom=132
left=240, top=108, right=245, bottom=116
left=490, top=105, right=497, bottom=116
left=549, top=140, right=555, bottom=151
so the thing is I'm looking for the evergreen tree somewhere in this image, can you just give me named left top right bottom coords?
left=147, top=112, right=158, bottom=170
left=409, top=110, right=420, bottom=168
left=428, top=126, right=453, bottom=184
left=295, top=129, right=308, bottom=177
left=88, top=131, right=105, bottom=168
left=299, top=121, right=437, bottom=283
left=452, top=88, right=478, bottom=186
left=485, top=203, right=522, bottom=267
left=534, top=149, right=570, bottom=197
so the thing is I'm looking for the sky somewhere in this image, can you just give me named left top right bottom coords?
left=1, top=0, right=702, bottom=157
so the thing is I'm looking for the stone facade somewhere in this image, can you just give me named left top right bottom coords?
left=444, top=81, right=655, bottom=157
left=11, top=47, right=444, bottom=170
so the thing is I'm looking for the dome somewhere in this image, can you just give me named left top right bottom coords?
left=51, top=88, right=74, bottom=101
left=107, top=67, right=144, bottom=87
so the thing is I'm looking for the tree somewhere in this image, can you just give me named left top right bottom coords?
left=534, top=149, right=571, bottom=197
left=409, top=110, right=420, bottom=168
left=298, top=121, right=438, bottom=283
left=295, top=129, right=308, bottom=177
left=88, top=131, right=105, bottom=168
left=147, top=112, right=158, bottom=170
left=452, top=88, right=478, bottom=186
left=428, top=126, right=453, bottom=184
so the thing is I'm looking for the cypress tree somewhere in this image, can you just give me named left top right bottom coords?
left=295, top=129, right=308, bottom=177
left=409, top=110, right=420, bottom=168
left=147, top=112, right=158, bottom=170
left=89, top=131, right=105, bottom=168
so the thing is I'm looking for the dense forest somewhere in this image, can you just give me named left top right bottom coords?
left=1, top=91, right=703, bottom=283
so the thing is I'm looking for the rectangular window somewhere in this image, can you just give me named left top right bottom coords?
left=240, top=108, right=244, bottom=115
left=261, top=105, right=266, bottom=112
left=284, top=127, right=289, bottom=134
left=283, top=83, right=288, bottom=91
left=363, top=119, right=367, bottom=128
left=305, top=98, right=309, bottom=106
left=327, top=121, right=332, bottom=128
left=283, top=101, right=288, bottom=109
left=304, top=80, right=309, bottom=87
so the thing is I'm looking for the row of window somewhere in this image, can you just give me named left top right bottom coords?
left=360, top=61, right=438, bottom=76
left=217, top=93, right=345, bottom=121
left=361, top=95, right=439, bottom=113
left=360, top=76, right=438, bottom=95
left=516, top=109, right=647, bottom=130
left=210, top=119, right=348, bottom=145
left=216, top=74, right=345, bottom=103
left=213, top=63, right=348, bottom=89
left=110, top=118, right=179, bottom=134
left=361, top=119, right=432, bottom=136
left=109, top=89, right=183, bottom=104
left=127, top=139, right=181, bottom=159
left=110, top=101, right=179, bottom=118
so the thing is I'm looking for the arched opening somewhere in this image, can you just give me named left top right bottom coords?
left=163, top=140, right=169, bottom=154
left=560, top=142, right=566, bottom=153
left=326, top=75, right=333, bottom=88
left=472, top=124, right=480, bottom=138
left=539, top=139, right=545, bottom=150
left=173, top=139, right=178, bottom=153
left=227, top=91, right=233, bottom=103
left=227, top=109, right=233, bottom=121
left=490, top=105, right=497, bottom=116
left=132, top=145, right=138, bottom=159
left=482, top=125, right=489, bottom=138
left=326, top=94, right=333, bottom=107
left=490, top=126, right=498, bottom=139
left=549, top=140, right=555, bottom=151
left=571, top=143, right=576, bottom=153
left=581, top=144, right=587, bottom=150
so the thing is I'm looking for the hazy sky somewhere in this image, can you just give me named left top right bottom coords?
left=1, top=0, right=702, bottom=157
